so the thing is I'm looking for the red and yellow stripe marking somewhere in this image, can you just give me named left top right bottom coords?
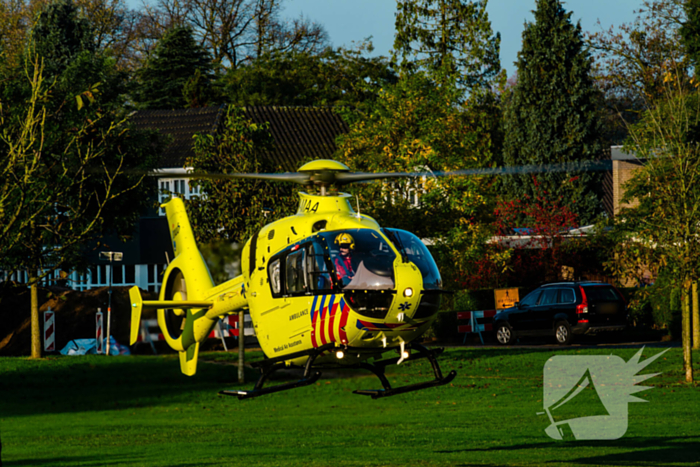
left=311, top=295, right=349, bottom=347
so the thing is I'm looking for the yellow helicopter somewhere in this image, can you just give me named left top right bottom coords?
left=129, top=159, right=456, bottom=399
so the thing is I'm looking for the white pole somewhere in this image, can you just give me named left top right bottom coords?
left=96, top=308, right=104, bottom=354
left=106, top=261, right=112, bottom=355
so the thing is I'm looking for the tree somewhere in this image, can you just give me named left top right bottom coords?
left=132, top=25, right=217, bottom=109
left=0, top=0, right=40, bottom=70
left=588, top=0, right=689, bottom=143
left=611, top=70, right=699, bottom=382
left=0, top=0, right=146, bottom=71
left=392, top=0, right=501, bottom=92
left=185, top=106, right=297, bottom=244
left=30, top=0, right=96, bottom=75
left=141, top=0, right=327, bottom=70
left=680, top=0, right=700, bottom=77
left=502, top=0, right=605, bottom=226
left=0, top=0, right=160, bottom=358
left=334, top=72, right=498, bottom=289
left=222, top=42, right=397, bottom=107
left=73, top=0, right=146, bottom=71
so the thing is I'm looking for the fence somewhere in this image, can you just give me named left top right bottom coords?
left=1, top=263, right=166, bottom=292
left=137, top=313, right=255, bottom=353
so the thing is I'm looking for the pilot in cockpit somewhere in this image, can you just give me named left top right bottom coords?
left=333, top=233, right=355, bottom=286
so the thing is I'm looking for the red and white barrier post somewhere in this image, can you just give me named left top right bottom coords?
left=43, top=308, right=55, bottom=352
left=96, top=308, right=104, bottom=354
left=457, top=310, right=497, bottom=344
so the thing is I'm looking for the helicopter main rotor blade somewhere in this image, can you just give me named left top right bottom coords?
left=333, top=160, right=613, bottom=184
left=154, top=160, right=613, bottom=186
left=333, top=172, right=424, bottom=184
left=155, top=169, right=312, bottom=184
left=431, top=160, right=613, bottom=178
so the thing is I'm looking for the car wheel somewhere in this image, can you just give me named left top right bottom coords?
left=555, top=321, right=572, bottom=345
left=496, top=324, right=513, bottom=345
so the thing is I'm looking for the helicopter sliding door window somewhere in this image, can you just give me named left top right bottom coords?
left=285, top=249, right=308, bottom=294
left=268, top=241, right=335, bottom=298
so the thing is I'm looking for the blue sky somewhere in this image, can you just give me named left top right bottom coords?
left=127, top=0, right=644, bottom=76
left=282, top=0, right=644, bottom=76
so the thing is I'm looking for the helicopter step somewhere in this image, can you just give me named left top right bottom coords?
left=353, top=344, right=457, bottom=399
left=219, top=344, right=335, bottom=400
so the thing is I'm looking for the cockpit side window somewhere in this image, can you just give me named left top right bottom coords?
left=306, top=242, right=333, bottom=292
left=269, top=258, right=282, bottom=295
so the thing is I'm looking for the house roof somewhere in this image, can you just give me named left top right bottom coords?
left=130, top=105, right=349, bottom=172
left=611, top=145, right=639, bottom=161
left=130, top=106, right=226, bottom=168
left=243, top=106, right=350, bottom=172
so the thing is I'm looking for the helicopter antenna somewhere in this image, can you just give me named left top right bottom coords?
left=355, top=195, right=361, bottom=219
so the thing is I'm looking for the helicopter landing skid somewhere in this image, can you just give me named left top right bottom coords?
left=219, top=344, right=334, bottom=400
left=353, top=344, right=457, bottom=399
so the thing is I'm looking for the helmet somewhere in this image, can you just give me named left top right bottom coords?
left=334, top=233, right=355, bottom=250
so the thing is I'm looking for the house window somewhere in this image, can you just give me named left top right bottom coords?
left=384, top=177, right=427, bottom=208
left=158, top=177, right=202, bottom=215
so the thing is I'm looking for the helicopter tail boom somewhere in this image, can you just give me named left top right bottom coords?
left=129, top=197, right=249, bottom=376
left=128, top=288, right=214, bottom=346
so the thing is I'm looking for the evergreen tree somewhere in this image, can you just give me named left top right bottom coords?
left=133, top=25, right=216, bottom=109
left=681, top=0, right=700, bottom=78
left=31, top=0, right=96, bottom=77
left=392, top=0, right=501, bottom=91
left=502, top=0, right=605, bottom=225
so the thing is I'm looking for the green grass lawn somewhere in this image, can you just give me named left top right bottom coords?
left=1, top=346, right=698, bottom=466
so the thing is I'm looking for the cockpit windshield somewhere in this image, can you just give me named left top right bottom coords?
left=318, top=229, right=396, bottom=291
left=383, top=228, right=442, bottom=290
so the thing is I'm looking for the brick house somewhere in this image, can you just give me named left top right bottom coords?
left=610, top=145, right=642, bottom=216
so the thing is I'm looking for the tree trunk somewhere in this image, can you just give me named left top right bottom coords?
left=682, top=286, right=693, bottom=382
left=30, top=279, right=41, bottom=359
left=693, top=282, right=699, bottom=351
left=238, top=310, right=245, bottom=384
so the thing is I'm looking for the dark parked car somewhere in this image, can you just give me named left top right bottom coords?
left=493, top=282, right=628, bottom=345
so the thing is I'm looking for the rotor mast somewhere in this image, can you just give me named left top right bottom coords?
left=297, top=160, right=350, bottom=197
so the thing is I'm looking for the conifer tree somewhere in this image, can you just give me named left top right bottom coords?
left=133, top=25, right=216, bottom=109
left=393, top=0, right=501, bottom=91
left=502, top=0, right=605, bottom=225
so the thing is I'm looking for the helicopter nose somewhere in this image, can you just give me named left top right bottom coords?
left=390, top=269, right=423, bottom=322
